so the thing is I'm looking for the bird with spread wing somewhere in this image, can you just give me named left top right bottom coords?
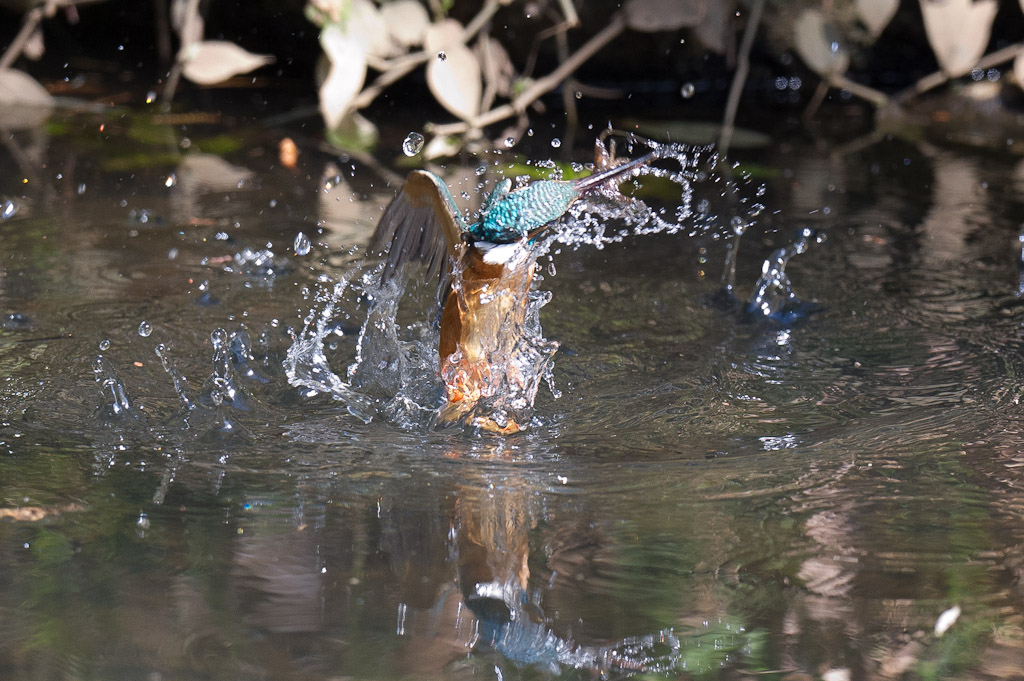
left=369, top=138, right=661, bottom=433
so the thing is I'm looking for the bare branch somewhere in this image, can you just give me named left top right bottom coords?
left=894, top=41, right=1024, bottom=104
left=719, top=0, right=765, bottom=156
left=429, top=12, right=628, bottom=137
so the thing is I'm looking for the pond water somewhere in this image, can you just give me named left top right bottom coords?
left=2, top=110, right=1024, bottom=680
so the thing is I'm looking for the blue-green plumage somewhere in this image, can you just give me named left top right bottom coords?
left=475, top=180, right=580, bottom=243
left=369, top=147, right=663, bottom=276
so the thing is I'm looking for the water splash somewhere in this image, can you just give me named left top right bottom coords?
left=554, top=140, right=704, bottom=251
left=402, top=132, right=425, bottom=156
left=286, top=136, right=711, bottom=432
left=197, top=328, right=254, bottom=440
left=745, top=227, right=827, bottom=325
left=155, top=343, right=195, bottom=412
left=284, top=268, right=380, bottom=422
left=293, top=231, right=311, bottom=256
left=92, top=354, right=135, bottom=420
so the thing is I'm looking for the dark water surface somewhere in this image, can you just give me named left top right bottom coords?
left=2, top=112, right=1024, bottom=679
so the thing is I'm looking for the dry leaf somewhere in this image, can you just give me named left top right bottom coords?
left=935, top=604, right=961, bottom=636
left=0, top=68, right=55, bottom=108
left=794, top=9, right=850, bottom=77
left=279, top=137, right=299, bottom=169
left=171, top=0, right=204, bottom=46
left=427, top=45, right=481, bottom=121
left=0, top=503, right=84, bottom=522
left=919, top=0, right=997, bottom=78
left=178, top=153, right=256, bottom=193
left=24, top=24, right=45, bottom=61
left=381, top=0, right=430, bottom=48
left=182, top=40, right=274, bottom=85
left=475, top=35, right=516, bottom=98
left=423, top=18, right=464, bottom=54
left=422, top=134, right=462, bottom=160
left=694, top=0, right=733, bottom=55
left=349, top=0, right=396, bottom=59
left=1014, top=51, right=1024, bottom=90
left=624, top=0, right=705, bottom=32
left=424, top=20, right=480, bottom=121
left=856, top=0, right=899, bottom=37
left=319, top=24, right=368, bottom=129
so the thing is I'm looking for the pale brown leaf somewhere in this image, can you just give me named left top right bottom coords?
left=694, top=0, right=733, bottom=55
left=856, top=0, right=899, bottom=37
left=475, top=35, right=516, bottom=98
left=624, top=0, right=705, bottom=32
left=24, top=24, right=44, bottom=61
left=318, top=25, right=368, bottom=129
left=350, top=0, right=397, bottom=59
left=794, top=9, right=850, bottom=77
left=182, top=41, right=274, bottom=85
left=381, top=0, right=430, bottom=48
left=171, top=0, right=204, bottom=45
left=919, top=0, right=997, bottom=78
left=0, top=503, right=84, bottom=522
left=423, top=18, right=464, bottom=55
left=427, top=45, right=481, bottom=121
left=1014, top=51, right=1024, bottom=90
left=0, top=68, right=54, bottom=108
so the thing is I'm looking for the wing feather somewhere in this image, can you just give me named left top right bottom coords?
left=369, top=170, right=466, bottom=283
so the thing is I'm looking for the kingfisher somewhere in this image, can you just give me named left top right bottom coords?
left=370, top=139, right=660, bottom=433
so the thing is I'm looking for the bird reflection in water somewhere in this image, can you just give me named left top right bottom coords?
left=369, top=133, right=663, bottom=433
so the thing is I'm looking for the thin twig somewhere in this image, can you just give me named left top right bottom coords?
left=894, top=41, right=1024, bottom=104
left=801, top=79, right=829, bottom=124
left=829, top=73, right=888, bottom=107
left=0, top=0, right=107, bottom=70
left=0, top=7, right=44, bottom=71
left=429, top=12, right=628, bottom=137
left=718, top=0, right=764, bottom=156
left=352, top=52, right=428, bottom=109
left=160, top=0, right=202, bottom=104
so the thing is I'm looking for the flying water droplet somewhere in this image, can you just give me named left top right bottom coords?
left=98, top=339, right=111, bottom=351
left=437, top=51, right=446, bottom=61
left=138, top=321, right=153, bottom=337
left=294, top=231, right=311, bottom=256
left=164, top=173, right=176, bottom=188
left=1, top=200, right=17, bottom=221
left=550, top=138, right=561, bottom=148
left=681, top=82, right=695, bottom=98
left=402, top=132, right=425, bottom=156
left=504, top=136, right=516, bottom=148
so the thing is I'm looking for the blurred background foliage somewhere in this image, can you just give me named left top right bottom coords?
left=2, top=0, right=1024, bottom=155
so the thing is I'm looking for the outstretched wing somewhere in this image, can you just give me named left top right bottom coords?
left=369, top=170, right=467, bottom=283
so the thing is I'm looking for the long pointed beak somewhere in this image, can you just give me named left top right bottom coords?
left=573, top=148, right=662, bottom=193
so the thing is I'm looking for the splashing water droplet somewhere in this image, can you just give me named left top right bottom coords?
left=681, top=82, right=695, bottom=98
left=402, top=132, right=425, bottom=156
left=164, top=173, right=176, bottom=188
left=504, top=136, right=516, bottom=148
left=294, top=231, right=311, bottom=256
left=98, top=339, right=111, bottom=351
left=1, top=200, right=17, bottom=221
left=437, top=51, right=446, bottom=61
left=138, top=321, right=153, bottom=337
left=550, top=138, right=561, bottom=148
